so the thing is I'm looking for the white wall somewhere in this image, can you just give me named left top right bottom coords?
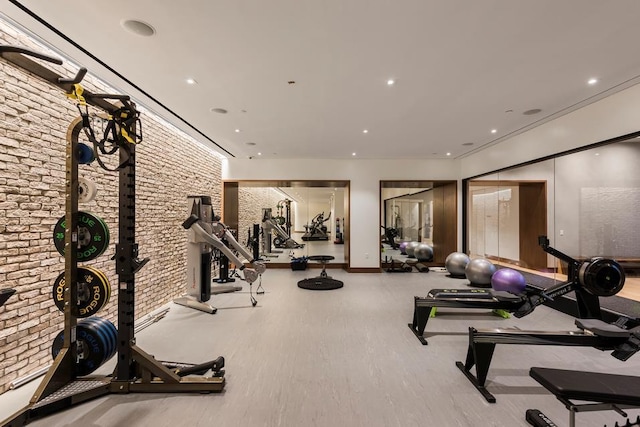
left=554, top=141, right=640, bottom=258
left=469, top=186, right=519, bottom=260
left=224, top=77, right=640, bottom=269
left=461, top=81, right=640, bottom=178
left=223, top=159, right=460, bottom=268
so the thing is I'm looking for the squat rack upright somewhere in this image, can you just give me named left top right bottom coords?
left=0, top=45, right=225, bottom=427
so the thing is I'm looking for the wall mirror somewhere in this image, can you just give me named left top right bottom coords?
left=223, top=181, right=349, bottom=266
left=464, top=134, right=640, bottom=303
left=380, top=181, right=457, bottom=269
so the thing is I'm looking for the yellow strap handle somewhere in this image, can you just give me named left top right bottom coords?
left=117, top=111, right=136, bottom=144
left=120, top=127, right=135, bottom=144
left=66, top=83, right=86, bottom=105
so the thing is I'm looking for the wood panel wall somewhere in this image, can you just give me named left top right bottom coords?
left=518, top=182, right=547, bottom=269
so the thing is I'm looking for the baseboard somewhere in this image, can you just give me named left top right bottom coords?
left=266, top=263, right=347, bottom=270
left=346, top=267, right=381, bottom=273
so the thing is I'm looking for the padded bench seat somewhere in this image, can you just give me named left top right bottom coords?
left=531, top=367, right=640, bottom=407
left=528, top=367, right=640, bottom=427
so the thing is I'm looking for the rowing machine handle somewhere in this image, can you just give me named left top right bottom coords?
left=182, top=214, right=199, bottom=229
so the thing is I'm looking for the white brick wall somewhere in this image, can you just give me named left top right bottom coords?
left=237, top=188, right=285, bottom=248
left=0, top=22, right=223, bottom=393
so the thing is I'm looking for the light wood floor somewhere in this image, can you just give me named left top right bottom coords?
left=492, top=260, right=640, bottom=301
left=2, top=269, right=640, bottom=426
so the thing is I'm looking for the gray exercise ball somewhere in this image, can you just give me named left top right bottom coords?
left=445, top=252, right=470, bottom=277
left=405, top=241, right=420, bottom=258
left=414, top=243, right=434, bottom=262
left=465, top=258, right=497, bottom=286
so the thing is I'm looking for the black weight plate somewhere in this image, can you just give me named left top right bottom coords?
left=51, top=267, right=110, bottom=317
left=53, top=212, right=110, bottom=262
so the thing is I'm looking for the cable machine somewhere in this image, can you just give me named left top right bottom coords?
left=0, top=45, right=231, bottom=426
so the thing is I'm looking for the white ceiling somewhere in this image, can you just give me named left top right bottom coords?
left=3, top=0, right=640, bottom=160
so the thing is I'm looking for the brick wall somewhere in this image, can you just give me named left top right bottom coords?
left=0, top=21, right=224, bottom=393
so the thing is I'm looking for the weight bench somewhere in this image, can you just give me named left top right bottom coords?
left=457, top=318, right=640, bottom=402
left=297, top=255, right=343, bottom=290
left=408, top=288, right=527, bottom=344
left=527, top=367, right=640, bottom=427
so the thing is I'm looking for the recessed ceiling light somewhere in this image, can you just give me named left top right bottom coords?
left=186, top=78, right=197, bottom=85
left=462, top=142, right=474, bottom=146
left=235, top=129, right=240, bottom=133
left=491, top=129, right=497, bottom=134
left=594, top=152, right=600, bottom=156
left=211, top=108, right=228, bottom=114
left=352, top=152, right=356, bottom=156
left=257, top=152, right=262, bottom=156
left=387, top=79, right=395, bottom=86
left=120, top=19, right=156, bottom=37
left=446, top=152, right=451, bottom=156
left=523, top=108, right=542, bottom=115
left=588, top=78, right=598, bottom=85
left=121, top=19, right=156, bottom=37
left=505, top=109, right=513, bottom=113
left=246, top=142, right=256, bottom=146
left=362, top=129, right=368, bottom=134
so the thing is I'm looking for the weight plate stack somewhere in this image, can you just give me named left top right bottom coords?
left=52, top=266, right=111, bottom=317
left=80, top=317, right=117, bottom=360
left=53, top=211, right=110, bottom=262
left=51, top=316, right=118, bottom=376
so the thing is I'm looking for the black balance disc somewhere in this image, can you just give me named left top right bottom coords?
left=297, top=255, right=343, bottom=290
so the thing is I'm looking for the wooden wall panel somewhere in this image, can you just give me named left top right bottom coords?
left=519, top=182, right=547, bottom=269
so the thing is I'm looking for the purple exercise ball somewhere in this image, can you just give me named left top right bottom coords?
left=491, top=268, right=527, bottom=295
left=399, top=241, right=409, bottom=255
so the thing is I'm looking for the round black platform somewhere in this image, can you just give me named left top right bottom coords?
left=298, top=255, right=343, bottom=290
left=307, top=255, right=335, bottom=263
left=297, top=277, right=344, bottom=290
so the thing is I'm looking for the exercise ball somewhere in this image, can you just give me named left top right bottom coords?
left=465, top=258, right=497, bottom=287
left=445, top=252, right=470, bottom=277
left=491, top=268, right=527, bottom=295
left=398, top=241, right=409, bottom=255
left=405, top=241, right=420, bottom=258
left=414, top=243, right=434, bottom=262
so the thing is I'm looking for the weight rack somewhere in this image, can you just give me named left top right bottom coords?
left=0, top=45, right=225, bottom=427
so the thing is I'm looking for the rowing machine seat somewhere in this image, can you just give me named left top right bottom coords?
left=575, top=318, right=632, bottom=338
